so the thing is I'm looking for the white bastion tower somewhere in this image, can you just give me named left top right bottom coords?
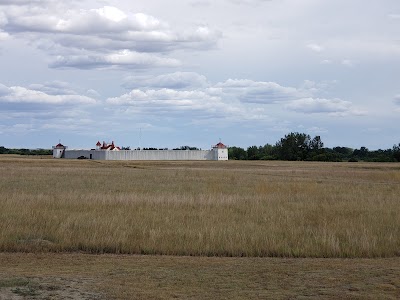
left=212, top=142, right=228, bottom=160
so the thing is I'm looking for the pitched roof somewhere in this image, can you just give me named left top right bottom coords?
left=99, top=141, right=120, bottom=151
left=213, top=142, right=227, bottom=149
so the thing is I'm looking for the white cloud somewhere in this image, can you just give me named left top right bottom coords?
left=49, top=51, right=181, bottom=69
left=86, top=89, right=101, bottom=98
left=0, top=83, right=96, bottom=105
left=28, top=81, right=78, bottom=96
left=215, top=79, right=304, bottom=103
left=95, top=6, right=128, bottom=23
left=0, top=31, right=8, bottom=40
left=107, top=88, right=221, bottom=110
left=123, top=72, right=208, bottom=89
left=0, top=0, right=51, bottom=5
left=286, top=98, right=352, bottom=114
left=107, top=76, right=344, bottom=123
left=341, top=59, right=356, bottom=67
left=5, top=6, right=166, bottom=34
left=307, top=43, right=324, bottom=53
left=1, top=5, right=220, bottom=69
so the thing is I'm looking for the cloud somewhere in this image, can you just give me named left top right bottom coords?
left=1, top=5, right=221, bottom=69
left=307, top=43, right=324, bottom=53
left=0, top=0, right=53, bottom=4
left=49, top=51, right=181, bottom=69
left=215, top=79, right=305, bottom=103
left=106, top=87, right=250, bottom=124
left=86, top=89, right=101, bottom=98
left=0, top=83, right=96, bottom=105
left=122, top=72, right=208, bottom=89
left=107, top=75, right=345, bottom=124
left=28, top=81, right=78, bottom=96
left=285, top=98, right=352, bottom=114
left=5, top=6, right=165, bottom=34
left=341, top=59, right=356, bottom=67
left=0, top=31, right=9, bottom=40
left=107, top=88, right=222, bottom=111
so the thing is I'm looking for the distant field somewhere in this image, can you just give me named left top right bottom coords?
left=0, top=156, right=399, bottom=257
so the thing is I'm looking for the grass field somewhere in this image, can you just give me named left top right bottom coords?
left=0, top=156, right=399, bottom=299
left=0, top=156, right=399, bottom=258
left=1, top=253, right=399, bottom=299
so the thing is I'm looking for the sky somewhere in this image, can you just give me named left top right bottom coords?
left=0, top=0, right=399, bottom=150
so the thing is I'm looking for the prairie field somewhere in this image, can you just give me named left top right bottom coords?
left=0, top=156, right=399, bottom=258
left=1, top=156, right=400, bottom=299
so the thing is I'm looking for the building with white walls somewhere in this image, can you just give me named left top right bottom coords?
left=53, top=141, right=228, bottom=161
left=52, top=143, right=67, bottom=158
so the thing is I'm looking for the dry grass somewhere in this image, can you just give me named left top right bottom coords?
left=0, top=253, right=399, bottom=299
left=0, top=156, right=399, bottom=257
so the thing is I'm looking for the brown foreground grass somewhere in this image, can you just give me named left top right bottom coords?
left=0, top=157, right=399, bottom=257
left=1, top=253, right=399, bottom=299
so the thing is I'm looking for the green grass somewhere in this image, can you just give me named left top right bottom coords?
left=0, top=157, right=399, bottom=257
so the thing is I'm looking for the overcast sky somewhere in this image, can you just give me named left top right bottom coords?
left=0, top=0, right=399, bottom=150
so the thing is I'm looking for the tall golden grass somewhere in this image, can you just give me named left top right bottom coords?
left=0, top=157, right=399, bottom=257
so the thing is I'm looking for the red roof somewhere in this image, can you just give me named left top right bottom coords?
left=55, top=143, right=64, bottom=148
left=96, top=141, right=101, bottom=146
left=99, top=140, right=120, bottom=150
left=213, top=142, right=227, bottom=149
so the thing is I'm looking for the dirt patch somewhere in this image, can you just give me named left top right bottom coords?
left=0, top=276, right=104, bottom=300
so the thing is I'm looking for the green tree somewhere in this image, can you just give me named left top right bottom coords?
left=275, top=132, right=311, bottom=161
left=309, top=136, right=323, bottom=151
left=393, top=143, right=400, bottom=162
left=228, top=146, right=247, bottom=160
left=352, top=146, right=369, bottom=160
left=247, top=145, right=260, bottom=160
left=332, top=146, right=353, bottom=160
left=0, top=146, right=8, bottom=154
left=258, top=144, right=277, bottom=160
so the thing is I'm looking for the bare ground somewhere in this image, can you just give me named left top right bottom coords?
left=1, top=253, right=399, bottom=299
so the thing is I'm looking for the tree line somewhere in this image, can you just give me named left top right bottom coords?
left=2, top=133, right=400, bottom=162
left=0, top=146, right=52, bottom=156
left=229, top=132, right=400, bottom=162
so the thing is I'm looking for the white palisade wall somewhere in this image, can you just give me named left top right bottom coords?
left=61, top=149, right=228, bottom=160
